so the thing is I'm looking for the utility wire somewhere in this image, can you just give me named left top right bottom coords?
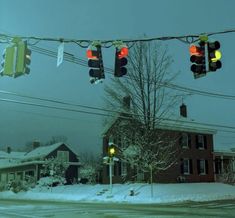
left=1, top=95, right=235, bottom=134
left=2, top=27, right=235, bottom=46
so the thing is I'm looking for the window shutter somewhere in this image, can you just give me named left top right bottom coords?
left=197, top=160, right=200, bottom=174
left=196, top=135, right=199, bottom=148
left=180, top=160, right=184, bottom=174
left=189, top=159, right=193, bottom=174
left=205, top=160, right=209, bottom=174
left=204, top=135, right=208, bottom=149
left=188, top=134, right=192, bottom=148
left=179, top=135, right=182, bottom=146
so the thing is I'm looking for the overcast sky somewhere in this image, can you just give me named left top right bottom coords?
left=0, top=0, right=235, bottom=154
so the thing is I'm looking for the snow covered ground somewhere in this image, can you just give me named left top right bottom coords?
left=0, top=182, right=235, bottom=204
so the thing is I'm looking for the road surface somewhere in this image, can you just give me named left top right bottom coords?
left=0, top=199, right=235, bottom=217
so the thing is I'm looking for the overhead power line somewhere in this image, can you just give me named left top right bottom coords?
left=2, top=28, right=235, bottom=46
left=1, top=92, right=235, bottom=134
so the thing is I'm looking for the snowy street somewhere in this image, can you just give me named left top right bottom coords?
left=1, top=199, right=235, bottom=218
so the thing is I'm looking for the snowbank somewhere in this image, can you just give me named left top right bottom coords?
left=0, top=183, right=235, bottom=204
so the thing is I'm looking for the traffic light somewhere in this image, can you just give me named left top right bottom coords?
left=114, top=45, right=128, bottom=77
left=0, top=46, right=15, bottom=77
left=207, top=41, right=222, bottom=72
left=15, top=41, right=31, bottom=78
left=189, top=41, right=206, bottom=79
left=87, top=44, right=104, bottom=84
left=108, top=143, right=116, bottom=158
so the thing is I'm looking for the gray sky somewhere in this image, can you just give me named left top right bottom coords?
left=0, top=0, right=235, bottom=153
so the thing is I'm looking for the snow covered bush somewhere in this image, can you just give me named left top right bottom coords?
left=37, top=176, right=66, bottom=188
left=8, top=180, right=28, bottom=193
left=79, top=165, right=96, bottom=184
left=40, top=157, right=68, bottom=187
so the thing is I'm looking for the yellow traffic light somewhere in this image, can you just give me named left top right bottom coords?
left=211, top=50, right=222, bottom=62
left=108, top=144, right=116, bottom=157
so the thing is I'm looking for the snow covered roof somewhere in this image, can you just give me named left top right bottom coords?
left=0, top=142, right=79, bottom=169
left=23, top=142, right=78, bottom=160
left=214, top=149, right=235, bottom=157
left=102, top=114, right=217, bottom=136
left=0, top=151, right=26, bottom=159
left=157, top=116, right=217, bottom=134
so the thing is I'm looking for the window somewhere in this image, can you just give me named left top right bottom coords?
left=183, top=159, right=190, bottom=174
left=57, top=150, right=69, bottom=162
left=16, top=172, right=23, bottom=181
left=0, top=173, right=7, bottom=182
left=181, top=159, right=193, bottom=175
left=196, top=135, right=207, bottom=149
left=8, top=172, right=15, bottom=181
left=180, top=133, right=189, bottom=148
left=197, top=159, right=208, bottom=175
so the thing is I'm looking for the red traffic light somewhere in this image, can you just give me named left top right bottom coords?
left=87, top=50, right=98, bottom=59
left=117, top=47, right=129, bottom=59
left=189, top=45, right=203, bottom=56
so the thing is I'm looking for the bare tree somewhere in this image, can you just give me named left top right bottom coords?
left=104, top=41, right=182, bottom=196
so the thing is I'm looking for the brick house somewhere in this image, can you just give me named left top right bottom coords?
left=102, top=104, right=217, bottom=184
left=0, top=142, right=80, bottom=184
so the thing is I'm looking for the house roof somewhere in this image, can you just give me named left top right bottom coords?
left=0, top=142, right=79, bottom=169
left=23, top=142, right=78, bottom=160
left=156, top=116, right=217, bottom=134
left=0, top=151, right=26, bottom=159
left=214, top=148, right=235, bottom=157
left=102, top=114, right=217, bottom=136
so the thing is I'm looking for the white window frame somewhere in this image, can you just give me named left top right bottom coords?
left=181, top=133, right=189, bottom=148
left=199, top=159, right=206, bottom=175
left=57, top=150, right=69, bottom=162
left=197, top=135, right=205, bottom=149
left=183, top=159, right=190, bottom=175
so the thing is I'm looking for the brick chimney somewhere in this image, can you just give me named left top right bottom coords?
left=6, top=146, right=11, bottom=154
left=180, top=103, right=187, bottom=118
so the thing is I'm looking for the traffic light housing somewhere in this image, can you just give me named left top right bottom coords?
left=190, top=41, right=206, bottom=79
left=207, top=41, right=222, bottom=72
left=15, top=41, right=31, bottom=78
left=114, top=45, right=128, bottom=77
left=108, top=143, right=116, bottom=158
left=87, top=45, right=104, bottom=84
left=0, top=46, right=15, bottom=77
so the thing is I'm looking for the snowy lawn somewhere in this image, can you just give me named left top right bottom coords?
left=0, top=183, right=235, bottom=204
